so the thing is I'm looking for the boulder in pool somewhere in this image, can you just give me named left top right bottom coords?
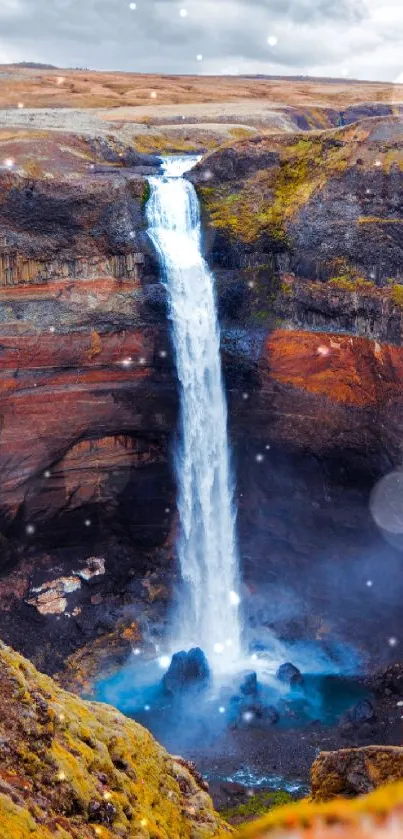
left=162, top=648, right=210, bottom=695
left=347, top=698, right=376, bottom=726
left=277, top=662, right=304, bottom=687
left=239, top=671, right=258, bottom=697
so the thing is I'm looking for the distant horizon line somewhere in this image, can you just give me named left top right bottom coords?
left=0, top=62, right=400, bottom=86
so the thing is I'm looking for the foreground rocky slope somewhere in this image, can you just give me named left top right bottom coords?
left=230, top=746, right=403, bottom=837
left=2, top=637, right=403, bottom=839
left=0, top=640, right=228, bottom=838
left=234, top=781, right=403, bottom=838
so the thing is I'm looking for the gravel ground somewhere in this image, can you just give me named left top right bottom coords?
left=0, top=102, right=295, bottom=142
left=0, top=107, right=128, bottom=136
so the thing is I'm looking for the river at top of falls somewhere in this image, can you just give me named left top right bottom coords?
left=146, top=156, right=242, bottom=672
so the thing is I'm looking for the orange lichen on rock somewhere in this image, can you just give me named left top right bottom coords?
left=264, top=329, right=403, bottom=408
left=56, top=620, right=143, bottom=695
left=311, top=746, right=403, bottom=801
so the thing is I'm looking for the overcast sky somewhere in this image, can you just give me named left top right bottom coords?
left=0, top=0, right=402, bottom=82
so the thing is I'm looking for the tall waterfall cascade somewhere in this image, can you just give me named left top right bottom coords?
left=147, top=156, right=242, bottom=669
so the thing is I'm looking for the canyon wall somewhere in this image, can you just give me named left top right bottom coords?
left=0, top=131, right=178, bottom=673
left=0, top=117, right=403, bottom=677
left=192, top=116, right=403, bottom=667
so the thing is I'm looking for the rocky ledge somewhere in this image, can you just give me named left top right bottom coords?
left=191, top=115, right=403, bottom=342
left=235, top=781, right=403, bottom=838
left=0, top=640, right=229, bottom=838
left=311, top=744, right=403, bottom=801
left=2, top=638, right=403, bottom=839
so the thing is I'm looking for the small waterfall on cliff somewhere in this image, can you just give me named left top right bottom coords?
left=147, top=156, right=242, bottom=669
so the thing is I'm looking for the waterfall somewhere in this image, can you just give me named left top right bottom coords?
left=147, top=156, right=242, bottom=670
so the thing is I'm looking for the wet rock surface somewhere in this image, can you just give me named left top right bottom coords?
left=163, top=648, right=211, bottom=695
left=277, top=663, right=304, bottom=687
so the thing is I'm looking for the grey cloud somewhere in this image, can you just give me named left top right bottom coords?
left=251, top=0, right=368, bottom=23
left=0, top=0, right=399, bottom=81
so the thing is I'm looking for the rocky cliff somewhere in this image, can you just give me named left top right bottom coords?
left=0, top=129, right=178, bottom=674
left=185, top=116, right=403, bottom=668
left=191, top=116, right=403, bottom=304
left=1, top=114, right=403, bottom=680
left=0, top=640, right=228, bottom=838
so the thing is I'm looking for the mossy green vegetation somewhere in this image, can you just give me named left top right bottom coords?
left=197, top=120, right=403, bottom=246
left=0, top=641, right=230, bottom=838
left=390, top=284, right=403, bottom=307
left=141, top=180, right=151, bottom=208
left=221, top=791, right=293, bottom=826
left=229, top=781, right=403, bottom=838
left=328, top=276, right=376, bottom=292
left=358, top=216, right=403, bottom=225
left=228, top=127, right=257, bottom=141
left=134, top=131, right=219, bottom=156
left=199, top=132, right=352, bottom=245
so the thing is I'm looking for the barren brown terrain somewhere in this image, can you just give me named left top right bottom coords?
left=0, top=65, right=402, bottom=111
left=0, top=65, right=402, bottom=157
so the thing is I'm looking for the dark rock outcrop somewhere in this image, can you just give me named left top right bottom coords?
left=277, top=663, right=304, bottom=687
left=311, top=745, right=403, bottom=801
left=345, top=699, right=377, bottom=727
left=163, top=648, right=211, bottom=695
left=239, top=671, right=258, bottom=696
left=371, top=664, right=403, bottom=697
left=192, top=116, right=403, bottom=325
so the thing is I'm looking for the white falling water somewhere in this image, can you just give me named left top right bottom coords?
left=147, top=156, right=242, bottom=670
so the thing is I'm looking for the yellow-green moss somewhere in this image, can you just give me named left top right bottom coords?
left=0, top=642, right=230, bottom=839
left=328, top=276, right=357, bottom=291
left=358, top=216, right=403, bottom=225
left=229, top=127, right=256, bottom=141
left=134, top=131, right=219, bottom=156
left=221, top=791, right=292, bottom=826
left=0, top=792, right=64, bottom=839
left=201, top=133, right=351, bottom=245
left=390, top=284, right=403, bottom=307
left=141, top=179, right=151, bottom=208
left=281, top=280, right=293, bottom=296
left=231, top=781, right=403, bottom=838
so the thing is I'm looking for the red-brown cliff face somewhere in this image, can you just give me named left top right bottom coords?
left=259, top=329, right=403, bottom=458
left=0, top=132, right=179, bottom=673
left=194, top=119, right=403, bottom=669
left=0, top=325, right=174, bottom=522
left=1, top=121, right=403, bottom=678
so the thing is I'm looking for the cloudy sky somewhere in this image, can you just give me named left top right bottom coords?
left=0, top=0, right=402, bottom=82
